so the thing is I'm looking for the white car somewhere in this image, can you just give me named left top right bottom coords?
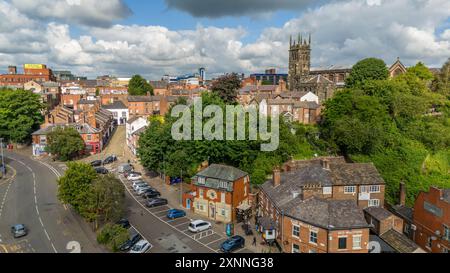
left=188, top=220, right=212, bottom=233
left=136, top=186, right=153, bottom=195
left=128, top=174, right=143, bottom=181
left=133, top=182, right=149, bottom=191
left=129, top=239, right=152, bottom=253
left=132, top=180, right=146, bottom=187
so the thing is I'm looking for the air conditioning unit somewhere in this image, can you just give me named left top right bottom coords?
left=411, top=224, right=417, bottom=231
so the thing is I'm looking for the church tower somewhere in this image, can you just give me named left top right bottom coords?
left=288, top=33, right=311, bottom=89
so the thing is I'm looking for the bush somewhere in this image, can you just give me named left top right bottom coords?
left=97, top=224, right=129, bottom=252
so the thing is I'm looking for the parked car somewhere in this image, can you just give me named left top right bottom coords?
left=128, top=173, right=143, bottom=181
left=90, top=160, right=102, bottom=167
left=129, top=239, right=152, bottom=253
left=94, top=167, right=109, bottom=174
left=220, top=236, right=245, bottom=253
left=11, top=224, right=28, bottom=238
left=103, top=155, right=118, bottom=165
left=118, top=164, right=133, bottom=174
left=167, top=209, right=186, bottom=220
left=142, top=190, right=161, bottom=199
left=124, top=171, right=142, bottom=178
left=131, top=180, right=146, bottom=187
left=119, top=233, right=142, bottom=252
left=136, top=185, right=152, bottom=195
left=116, top=219, right=131, bottom=229
left=146, top=198, right=168, bottom=208
left=133, top=182, right=149, bottom=191
left=188, top=220, right=212, bottom=233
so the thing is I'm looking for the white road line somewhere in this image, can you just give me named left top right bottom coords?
left=119, top=175, right=219, bottom=253
left=206, top=237, right=224, bottom=246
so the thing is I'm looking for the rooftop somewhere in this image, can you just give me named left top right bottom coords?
left=364, top=206, right=393, bottom=221
left=195, top=164, right=248, bottom=182
left=102, top=100, right=127, bottom=110
left=380, top=229, right=423, bottom=253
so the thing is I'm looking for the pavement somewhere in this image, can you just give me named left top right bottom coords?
left=0, top=150, right=106, bottom=253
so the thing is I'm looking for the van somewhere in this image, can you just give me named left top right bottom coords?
left=118, top=163, right=133, bottom=174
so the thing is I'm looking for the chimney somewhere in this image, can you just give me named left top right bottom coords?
left=321, top=159, right=330, bottom=170
left=273, top=168, right=281, bottom=187
left=399, top=182, right=406, bottom=206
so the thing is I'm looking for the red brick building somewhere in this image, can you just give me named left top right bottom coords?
left=0, top=64, right=55, bottom=87
left=183, top=164, right=251, bottom=223
left=413, top=187, right=449, bottom=253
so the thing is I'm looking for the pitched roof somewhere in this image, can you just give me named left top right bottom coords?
left=195, top=164, right=248, bottom=182
left=364, top=206, right=393, bottom=221
left=380, top=229, right=422, bottom=253
left=78, top=99, right=97, bottom=105
left=284, top=197, right=369, bottom=230
left=390, top=205, right=414, bottom=222
left=102, top=100, right=127, bottom=110
left=128, top=96, right=162, bottom=102
left=303, top=75, right=334, bottom=84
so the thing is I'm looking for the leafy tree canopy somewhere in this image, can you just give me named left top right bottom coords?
left=46, top=127, right=85, bottom=161
left=128, top=75, right=154, bottom=96
left=211, top=73, right=242, bottom=104
left=345, top=58, right=389, bottom=88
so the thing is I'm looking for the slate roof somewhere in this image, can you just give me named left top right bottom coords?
left=32, top=123, right=100, bottom=135
left=195, top=164, right=248, bottom=182
left=127, top=116, right=141, bottom=124
left=102, top=101, right=127, bottom=110
left=380, top=229, right=422, bottom=253
left=364, top=206, right=393, bottom=221
left=149, top=81, right=168, bottom=89
left=128, top=96, right=159, bottom=102
left=284, top=197, right=369, bottom=230
left=258, top=217, right=277, bottom=230
left=390, top=205, right=414, bottom=222
left=78, top=99, right=97, bottom=105
left=293, top=101, right=320, bottom=109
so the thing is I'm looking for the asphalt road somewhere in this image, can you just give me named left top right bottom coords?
left=0, top=152, right=104, bottom=253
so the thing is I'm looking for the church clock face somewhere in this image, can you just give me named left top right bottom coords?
left=207, top=190, right=217, bottom=200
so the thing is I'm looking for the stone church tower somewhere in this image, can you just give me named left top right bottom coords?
left=288, top=33, right=311, bottom=89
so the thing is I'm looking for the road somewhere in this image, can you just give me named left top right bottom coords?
left=0, top=152, right=104, bottom=253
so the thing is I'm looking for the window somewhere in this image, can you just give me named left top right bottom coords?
left=309, top=231, right=318, bottom=244
left=221, top=193, right=226, bottom=203
left=323, top=187, right=332, bottom=195
left=368, top=199, right=380, bottom=207
left=198, top=177, right=206, bottom=185
left=427, top=237, right=433, bottom=248
left=444, top=225, right=450, bottom=241
left=293, top=225, right=300, bottom=238
left=360, top=186, right=369, bottom=193
left=199, top=189, right=204, bottom=198
left=369, top=185, right=381, bottom=193
left=338, top=237, right=347, bottom=250
left=353, top=236, right=362, bottom=249
left=443, top=248, right=449, bottom=254
left=244, top=184, right=247, bottom=197
left=221, top=209, right=226, bottom=216
left=292, top=244, right=300, bottom=253
left=86, top=135, right=92, bottom=141
left=219, top=181, right=228, bottom=189
left=344, top=186, right=356, bottom=194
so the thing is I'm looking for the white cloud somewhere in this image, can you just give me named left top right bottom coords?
left=11, top=0, right=131, bottom=27
left=0, top=0, right=448, bottom=79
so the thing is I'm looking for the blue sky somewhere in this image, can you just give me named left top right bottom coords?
left=0, top=0, right=449, bottom=79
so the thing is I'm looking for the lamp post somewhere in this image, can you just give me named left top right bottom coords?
left=0, top=138, right=5, bottom=176
left=180, top=169, right=183, bottom=208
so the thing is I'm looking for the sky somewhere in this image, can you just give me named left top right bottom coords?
left=0, top=0, right=449, bottom=80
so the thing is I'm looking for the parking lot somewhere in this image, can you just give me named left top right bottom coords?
left=118, top=173, right=253, bottom=253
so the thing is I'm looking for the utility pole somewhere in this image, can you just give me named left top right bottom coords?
left=180, top=169, right=183, bottom=208
left=0, top=138, right=5, bottom=176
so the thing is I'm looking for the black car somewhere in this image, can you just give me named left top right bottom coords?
left=143, top=190, right=161, bottom=199
left=119, top=233, right=142, bottom=252
left=90, top=160, right=102, bottom=167
left=95, top=167, right=109, bottom=174
left=116, top=219, right=131, bottom=229
left=103, top=155, right=118, bottom=165
left=146, top=198, right=168, bottom=208
left=220, top=235, right=245, bottom=253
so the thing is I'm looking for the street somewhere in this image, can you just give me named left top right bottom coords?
left=0, top=152, right=104, bottom=253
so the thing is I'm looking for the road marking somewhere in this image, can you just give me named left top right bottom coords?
left=118, top=175, right=219, bottom=253
left=206, top=237, right=224, bottom=246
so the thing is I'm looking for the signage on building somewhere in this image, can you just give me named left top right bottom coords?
left=24, top=64, right=45, bottom=69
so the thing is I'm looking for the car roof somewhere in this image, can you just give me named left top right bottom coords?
left=13, top=224, right=25, bottom=229
left=169, top=209, right=182, bottom=212
left=136, top=240, right=148, bottom=246
left=191, top=220, right=208, bottom=225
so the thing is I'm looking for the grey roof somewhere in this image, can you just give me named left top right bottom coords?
left=364, top=207, right=393, bottom=221
left=258, top=217, right=276, bottom=230
left=102, top=101, right=127, bottom=110
left=127, top=116, right=141, bottom=124
left=78, top=99, right=97, bottom=105
left=284, top=197, right=369, bottom=230
left=390, top=205, right=414, bottom=222
left=42, top=81, right=60, bottom=88
left=149, top=81, right=168, bottom=89
left=128, top=96, right=161, bottom=102
left=195, top=164, right=248, bottom=182
left=294, top=101, right=320, bottom=109
left=132, top=127, right=147, bottom=136
left=32, top=123, right=100, bottom=135
left=380, top=229, right=421, bottom=253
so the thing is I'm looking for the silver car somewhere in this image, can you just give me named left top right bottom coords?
left=11, top=224, right=28, bottom=238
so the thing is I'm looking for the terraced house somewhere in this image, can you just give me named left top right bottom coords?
left=258, top=157, right=386, bottom=253
left=183, top=164, right=251, bottom=223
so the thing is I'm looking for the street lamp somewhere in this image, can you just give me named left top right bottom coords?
left=0, top=138, right=5, bottom=176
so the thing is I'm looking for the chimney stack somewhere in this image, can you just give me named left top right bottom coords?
left=321, top=159, right=330, bottom=170
left=273, top=168, right=281, bottom=187
left=399, top=182, right=406, bottom=206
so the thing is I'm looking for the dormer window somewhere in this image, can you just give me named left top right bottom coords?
left=198, top=177, right=205, bottom=185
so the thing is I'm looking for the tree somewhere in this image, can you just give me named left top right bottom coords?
left=345, top=58, right=389, bottom=88
left=211, top=73, right=241, bottom=103
left=97, top=224, right=129, bottom=252
left=45, top=127, right=85, bottom=161
left=431, top=58, right=450, bottom=97
left=128, top=75, right=154, bottom=96
left=407, top=62, right=434, bottom=81
left=0, top=89, right=44, bottom=143
left=57, top=162, right=98, bottom=218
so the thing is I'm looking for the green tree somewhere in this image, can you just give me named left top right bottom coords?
left=0, top=89, right=44, bottom=143
left=45, top=127, right=85, bottom=161
left=97, top=224, right=129, bottom=252
left=345, top=58, right=389, bottom=87
left=431, top=58, right=450, bottom=97
left=211, top=73, right=242, bottom=103
left=128, top=75, right=154, bottom=96
left=57, top=162, right=98, bottom=218
left=407, top=62, right=434, bottom=81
